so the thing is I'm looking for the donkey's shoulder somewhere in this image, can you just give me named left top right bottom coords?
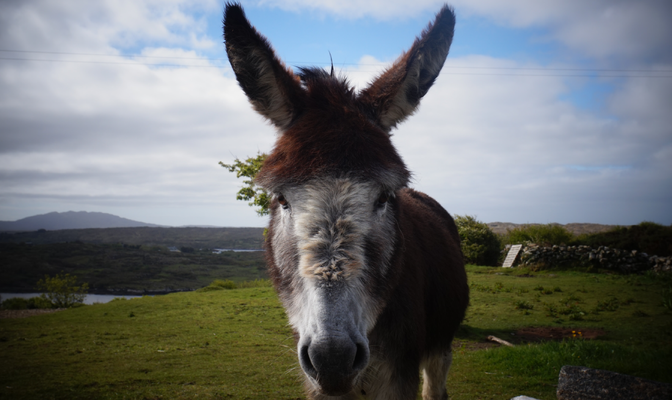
left=398, top=188, right=458, bottom=233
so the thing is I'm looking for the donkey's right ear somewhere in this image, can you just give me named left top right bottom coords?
left=224, top=3, right=305, bottom=130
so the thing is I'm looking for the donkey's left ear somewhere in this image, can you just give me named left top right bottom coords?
left=224, top=3, right=305, bottom=130
left=359, top=5, right=455, bottom=132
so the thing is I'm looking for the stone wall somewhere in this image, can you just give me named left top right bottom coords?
left=517, top=244, right=672, bottom=274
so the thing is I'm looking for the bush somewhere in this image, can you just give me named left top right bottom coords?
left=576, top=222, right=672, bottom=257
left=197, top=279, right=272, bottom=292
left=0, top=296, right=54, bottom=310
left=28, top=296, right=54, bottom=309
left=503, top=224, right=573, bottom=247
left=197, top=279, right=237, bottom=292
left=1, top=297, right=29, bottom=310
left=238, top=279, right=272, bottom=288
left=663, top=285, right=672, bottom=312
left=454, top=215, right=501, bottom=266
left=36, top=272, right=89, bottom=308
left=219, top=153, right=269, bottom=216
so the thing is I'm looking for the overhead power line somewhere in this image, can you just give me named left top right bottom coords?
left=0, top=49, right=224, bottom=61
left=0, top=57, right=223, bottom=68
left=1, top=49, right=671, bottom=78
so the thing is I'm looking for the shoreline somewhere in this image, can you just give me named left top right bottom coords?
left=1, top=288, right=194, bottom=296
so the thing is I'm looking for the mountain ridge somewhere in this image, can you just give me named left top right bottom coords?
left=0, top=211, right=163, bottom=231
left=487, top=221, right=620, bottom=235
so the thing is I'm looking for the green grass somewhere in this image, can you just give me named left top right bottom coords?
left=448, top=265, right=672, bottom=399
left=448, top=340, right=669, bottom=400
left=463, top=266, right=672, bottom=345
left=2, top=266, right=671, bottom=399
left=1, top=288, right=302, bottom=399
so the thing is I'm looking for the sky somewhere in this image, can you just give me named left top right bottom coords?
left=0, top=0, right=671, bottom=228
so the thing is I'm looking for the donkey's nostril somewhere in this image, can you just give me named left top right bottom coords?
left=299, top=343, right=317, bottom=378
left=353, top=342, right=369, bottom=372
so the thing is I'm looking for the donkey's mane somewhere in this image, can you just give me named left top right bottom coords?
left=296, top=66, right=357, bottom=105
left=254, top=65, right=410, bottom=192
left=296, top=66, right=333, bottom=81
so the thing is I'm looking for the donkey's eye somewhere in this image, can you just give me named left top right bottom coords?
left=277, top=194, right=289, bottom=209
left=376, top=193, right=389, bottom=207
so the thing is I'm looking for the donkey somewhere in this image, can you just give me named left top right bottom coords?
left=224, top=3, right=468, bottom=399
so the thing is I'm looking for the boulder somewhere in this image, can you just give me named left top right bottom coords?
left=557, top=365, right=672, bottom=400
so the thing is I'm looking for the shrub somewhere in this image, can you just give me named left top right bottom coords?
left=220, top=153, right=269, bottom=216
left=197, top=279, right=237, bottom=292
left=1, top=297, right=29, bottom=310
left=238, top=279, right=272, bottom=288
left=544, top=300, right=586, bottom=320
left=454, top=215, right=501, bottom=266
left=27, top=296, right=54, bottom=309
left=1, top=296, right=54, bottom=310
left=576, top=222, right=672, bottom=257
left=36, top=272, right=89, bottom=308
left=514, top=300, right=534, bottom=310
left=197, top=279, right=272, bottom=292
left=503, top=224, right=574, bottom=247
left=663, top=285, right=672, bottom=312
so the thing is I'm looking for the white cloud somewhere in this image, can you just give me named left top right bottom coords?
left=0, top=0, right=278, bottom=226
left=0, top=51, right=277, bottom=225
left=451, top=0, right=672, bottom=63
left=338, top=54, right=672, bottom=224
left=252, top=0, right=672, bottom=63
left=252, top=0, right=443, bottom=20
left=1, top=0, right=219, bottom=53
left=0, top=0, right=670, bottom=227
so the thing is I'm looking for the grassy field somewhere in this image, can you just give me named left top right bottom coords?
left=449, top=266, right=672, bottom=399
left=1, top=266, right=671, bottom=399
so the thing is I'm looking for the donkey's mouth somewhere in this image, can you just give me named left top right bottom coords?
left=299, top=334, right=369, bottom=397
left=315, top=378, right=356, bottom=397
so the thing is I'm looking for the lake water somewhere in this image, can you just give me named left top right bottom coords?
left=1, top=292, right=142, bottom=305
left=212, top=248, right=264, bottom=254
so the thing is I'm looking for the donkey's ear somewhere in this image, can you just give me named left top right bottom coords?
left=224, top=3, right=304, bottom=130
left=359, top=5, right=455, bottom=132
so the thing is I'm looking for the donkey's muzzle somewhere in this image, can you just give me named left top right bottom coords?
left=299, top=334, right=369, bottom=395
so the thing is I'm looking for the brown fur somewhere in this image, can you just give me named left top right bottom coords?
left=223, top=3, right=468, bottom=398
left=255, top=70, right=410, bottom=193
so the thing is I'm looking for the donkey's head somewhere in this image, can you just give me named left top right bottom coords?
left=224, top=3, right=455, bottom=396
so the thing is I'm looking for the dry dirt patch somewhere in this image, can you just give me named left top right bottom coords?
left=515, top=326, right=606, bottom=342
left=453, top=339, right=498, bottom=351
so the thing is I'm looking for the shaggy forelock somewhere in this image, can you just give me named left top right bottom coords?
left=255, top=69, right=410, bottom=194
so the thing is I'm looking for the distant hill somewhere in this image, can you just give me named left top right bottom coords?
left=0, top=211, right=162, bottom=231
left=487, top=222, right=619, bottom=235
